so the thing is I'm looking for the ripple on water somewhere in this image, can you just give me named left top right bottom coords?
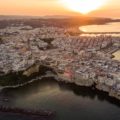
left=0, top=78, right=120, bottom=120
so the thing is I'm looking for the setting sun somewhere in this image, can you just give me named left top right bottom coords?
left=60, top=0, right=108, bottom=14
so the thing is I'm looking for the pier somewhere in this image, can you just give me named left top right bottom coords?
left=0, top=106, right=55, bottom=119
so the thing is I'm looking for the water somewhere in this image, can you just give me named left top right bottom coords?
left=80, top=22, right=120, bottom=33
left=113, top=50, right=120, bottom=61
left=0, top=77, right=120, bottom=120
left=80, top=33, right=120, bottom=37
left=0, top=21, right=120, bottom=120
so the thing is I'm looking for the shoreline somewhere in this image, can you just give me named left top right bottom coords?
left=0, top=26, right=120, bottom=101
left=1, top=76, right=120, bottom=107
left=1, top=76, right=120, bottom=120
left=0, top=62, right=120, bottom=101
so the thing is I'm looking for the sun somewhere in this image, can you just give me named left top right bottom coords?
left=60, top=0, right=107, bottom=14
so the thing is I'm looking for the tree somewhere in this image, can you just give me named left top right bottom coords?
left=0, top=37, right=3, bottom=44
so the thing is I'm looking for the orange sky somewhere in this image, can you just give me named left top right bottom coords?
left=0, top=0, right=119, bottom=18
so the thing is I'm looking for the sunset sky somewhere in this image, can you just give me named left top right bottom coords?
left=0, top=0, right=119, bottom=18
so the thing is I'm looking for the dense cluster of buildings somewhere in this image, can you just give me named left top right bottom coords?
left=0, top=26, right=120, bottom=99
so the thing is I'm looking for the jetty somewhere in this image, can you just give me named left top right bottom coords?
left=0, top=106, right=55, bottom=119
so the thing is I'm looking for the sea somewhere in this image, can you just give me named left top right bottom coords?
left=0, top=78, right=120, bottom=120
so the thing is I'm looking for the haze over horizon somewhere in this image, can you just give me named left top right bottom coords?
left=0, top=0, right=120, bottom=18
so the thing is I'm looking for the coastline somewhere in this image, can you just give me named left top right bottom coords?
left=1, top=76, right=120, bottom=120
left=0, top=21, right=120, bottom=101
left=0, top=62, right=120, bottom=101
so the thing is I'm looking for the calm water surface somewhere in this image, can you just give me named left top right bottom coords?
left=80, top=22, right=120, bottom=33
left=0, top=78, right=120, bottom=120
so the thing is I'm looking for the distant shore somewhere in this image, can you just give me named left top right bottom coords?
left=0, top=15, right=120, bottom=29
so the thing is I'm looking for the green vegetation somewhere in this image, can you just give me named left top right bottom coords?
left=0, top=37, right=2, bottom=41
left=41, top=38, right=54, bottom=44
left=0, top=72, right=29, bottom=86
left=0, top=65, right=57, bottom=86
left=0, top=37, right=3, bottom=44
